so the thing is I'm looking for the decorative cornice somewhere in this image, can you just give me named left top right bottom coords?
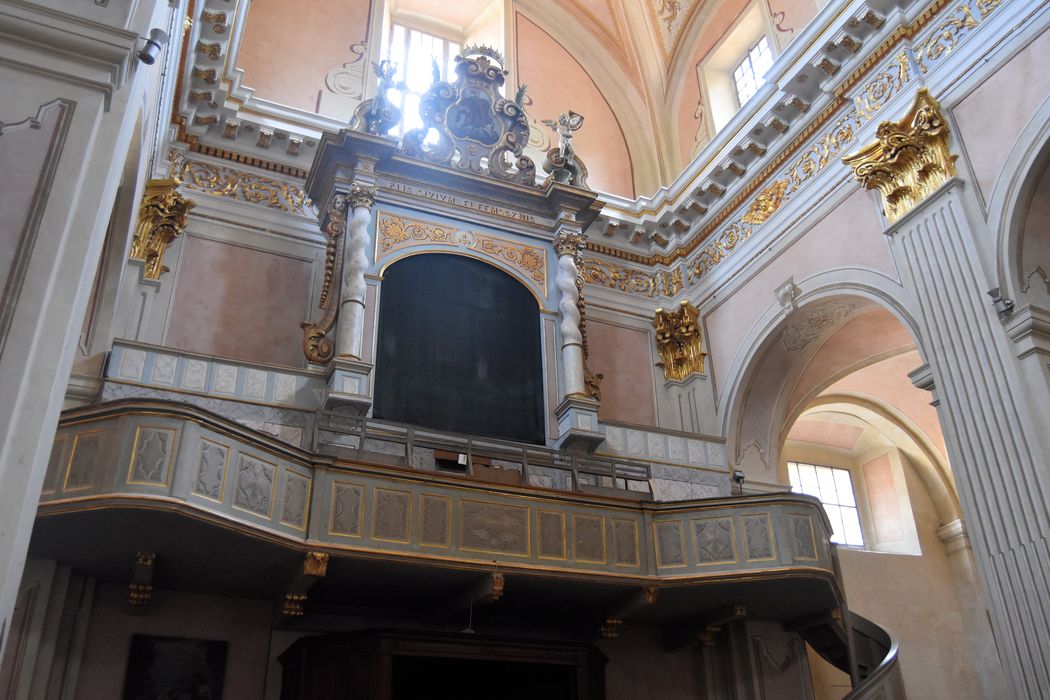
left=842, top=88, right=957, bottom=224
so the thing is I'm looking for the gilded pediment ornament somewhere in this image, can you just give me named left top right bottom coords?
left=842, top=88, right=957, bottom=224
left=130, top=179, right=195, bottom=280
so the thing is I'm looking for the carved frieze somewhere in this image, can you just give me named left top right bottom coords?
left=65, top=432, right=103, bottom=491
left=654, top=520, right=687, bottom=567
left=373, top=488, right=411, bottom=542
left=330, top=482, right=364, bottom=536
left=789, top=514, right=818, bottom=560
left=128, top=427, right=176, bottom=485
left=694, top=517, right=736, bottom=564
left=653, top=300, right=706, bottom=381
left=129, top=179, right=195, bottom=280
left=280, top=471, right=310, bottom=529
left=420, top=494, right=450, bottom=547
left=170, top=152, right=313, bottom=217
left=376, top=212, right=546, bottom=290
left=233, top=454, right=276, bottom=518
left=743, top=514, right=775, bottom=561
left=460, top=499, right=529, bottom=556
left=572, top=514, right=605, bottom=563
left=843, top=89, right=957, bottom=224
left=538, top=510, right=566, bottom=559
left=194, top=440, right=228, bottom=501
left=612, top=519, right=639, bottom=566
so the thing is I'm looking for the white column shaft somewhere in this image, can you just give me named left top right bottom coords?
left=557, top=253, right=585, bottom=397
left=336, top=204, right=371, bottom=359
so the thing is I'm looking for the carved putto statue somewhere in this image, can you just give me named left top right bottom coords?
left=542, top=111, right=589, bottom=188
left=352, top=60, right=405, bottom=136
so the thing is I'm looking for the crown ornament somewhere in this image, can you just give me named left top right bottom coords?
left=461, top=44, right=505, bottom=69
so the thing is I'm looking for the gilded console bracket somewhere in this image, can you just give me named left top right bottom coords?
left=129, top=179, right=195, bottom=280
left=654, top=300, right=706, bottom=381
left=301, top=195, right=349, bottom=364
left=280, top=551, right=330, bottom=619
left=842, top=88, right=957, bottom=225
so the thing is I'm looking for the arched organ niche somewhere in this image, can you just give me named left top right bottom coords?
left=302, top=46, right=605, bottom=450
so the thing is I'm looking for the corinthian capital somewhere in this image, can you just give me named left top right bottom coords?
left=553, top=230, right=586, bottom=257
left=348, top=182, right=377, bottom=210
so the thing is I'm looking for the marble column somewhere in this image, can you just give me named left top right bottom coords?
left=887, top=180, right=1050, bottom=697
left=554, top=227, right=587, bottom=399
left=336, top=182, right=376, bottom=360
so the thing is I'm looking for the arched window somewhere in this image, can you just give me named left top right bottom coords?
left=373, top=254, right=545, bottom=444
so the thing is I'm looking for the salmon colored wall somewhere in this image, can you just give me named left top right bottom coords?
left=953, top=27, right=1050, bottom=204
left=674, top=0, right=751, bottom=165
left=588, top=320, right=657, bottom=426
left=807, top=464, right=986, bottom=700
left=824, top=351, right=948, bottom=460
left=237, top=0, right=372, bottom=114
left=863, top=452, right=904, bottom=542
left=165, top=236, right=313, bottom=368
left=706, top=187, right=891, bottom=385
left=515, top=14, right=635, bottom=198
left=765, top=0, right=818, bottom=51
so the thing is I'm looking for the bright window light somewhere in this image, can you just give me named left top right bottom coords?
left=732, top=36, right=774, bottom=106
left=788, top=461, right=864, bottom=547
left=387, top=23, right=460, bottom=137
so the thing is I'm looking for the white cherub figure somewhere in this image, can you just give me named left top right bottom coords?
left=542, top=111, right=585, bottom=166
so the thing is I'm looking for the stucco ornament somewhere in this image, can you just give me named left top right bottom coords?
left=542, top=111, right=589, bottom=188
left=401, top=45, right=536, bottom=185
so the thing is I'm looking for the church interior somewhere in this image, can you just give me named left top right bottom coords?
left=0, top=0, right=1048, bottom=697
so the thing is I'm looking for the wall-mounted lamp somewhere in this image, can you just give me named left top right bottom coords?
left=731, top=469, right=746, bottom=496
left=987, top=287, right=1015, bottom=320
left=137, top=28, right=169, bottom=65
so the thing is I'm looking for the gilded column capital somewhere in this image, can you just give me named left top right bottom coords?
left=842, top=88, right=957, bottom=225
left=129, top=179, right=195, bottom=280
left=348, top=182, right=377, bottom=210
left=553, top=230, right=586, bottom=257
left=653, top=300, right=706, bottom=381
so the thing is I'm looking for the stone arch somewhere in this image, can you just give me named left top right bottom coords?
left=719, top=271, right=928, bottom=488
left=987, top=95, right=1050, bottom=307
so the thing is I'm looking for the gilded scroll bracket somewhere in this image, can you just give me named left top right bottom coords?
left=654, top=300, right=707, bottom=382
left=129, top=179, right=195, bottom=281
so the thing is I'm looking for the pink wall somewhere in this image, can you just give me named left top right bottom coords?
left=237, top=0, right=372, bottom=115
left=587, top=320, right=657, bottom=426
left=516, top=14, right=635, bottom=198
left=765, top=0, right=819, bottom=51
left=75, top=585, right=271, bottom=700
left=786, top=419, right=862, bottom=450
left=165, top=236, right=313, bottom=367
left=824, top=351, right=948, bottom=460
left=786, top=308, right=914, bottom=415
left=953, top=27, right=1050, bottom=203
left=706, top=187, right=891, bottom=385
left=675, top=0, right=751, bottom=164
left=863, top=452, right=904, bottom=543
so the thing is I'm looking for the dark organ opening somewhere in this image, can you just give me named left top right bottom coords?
left=373, top=253, right=545, bottom=444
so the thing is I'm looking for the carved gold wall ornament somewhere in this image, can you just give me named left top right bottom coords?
left=653, top=300, right=706, bottom=381
left=282, top=593, right=307, bottom=616
left=301, top=195, right=349, bottom=364
left=303, top=551, right=330, bottom=577
left=842, top=88, right=957, bottom=224
left=129, top=179, right=195, bottom=280
left=741, top=180, right=788, bottom=225
left=170, top=152, right=313, bottom=216
left=376, top=212, right=547, bottom=289
left=553, top=230, right=587, bottom=258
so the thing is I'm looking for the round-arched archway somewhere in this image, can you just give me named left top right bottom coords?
left=373, top=253, right=545, bottom=444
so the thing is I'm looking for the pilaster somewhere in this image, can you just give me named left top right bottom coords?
left=885, top=179, right=1050, bottom=697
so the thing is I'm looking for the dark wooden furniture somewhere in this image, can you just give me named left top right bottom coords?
left=279, top=629, right=606, bottom=699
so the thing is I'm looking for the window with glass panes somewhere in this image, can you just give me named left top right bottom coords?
left=787, top=462, right=864, bottom=546
left=732, top=36, right=774, bottom=106
left=387, top=24, right=461, bottom=137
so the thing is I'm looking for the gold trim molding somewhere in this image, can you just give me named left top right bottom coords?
left=842, top=88, right=957, bottom=224
left=130, top=179, right=195, bottom=280
left=376, top=211, right=547, bottom=293
left=654, top=301, right=706, bottom=381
